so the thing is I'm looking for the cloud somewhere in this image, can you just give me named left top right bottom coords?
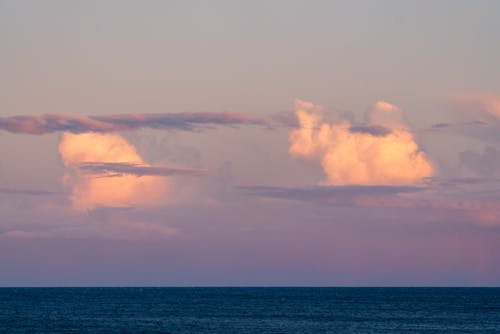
left=0, top=112, right=266, bottom=135
left=78, top=162, right=208, bottom=178
left=451, top=94, right=500, bottom=119
left=429, top=120, right=488, bottom=130
left=239, top=179, right=500, bottom=225
left=289, top=99, right=434, bottom=185
left=58, top=132, right=168, bottom=210
left=348, top=125, right=392, bottom=137
left=239, top=184, right=424, bottom=207
left=267, top=111, right=300, bottom=128
left=435, top=94, right=500, bottom=141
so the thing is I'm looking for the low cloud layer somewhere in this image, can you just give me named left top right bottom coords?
left=239, top=184, right=423, bottom=207
left=59, top=132, right=168, bottom=210
left=240, top=179, right=500, bottom=225
left=0, top=112, right=266, bottom=135
left=289, top=99, right=434, bottom=185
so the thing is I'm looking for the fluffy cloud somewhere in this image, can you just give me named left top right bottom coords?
left=289, top=99, right=434, bottom=185
left=58, top=132, right=167, bottom=210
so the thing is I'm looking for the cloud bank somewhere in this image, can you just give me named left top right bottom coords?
left=0, top=112, right=266, bottom=135
left=240, top=179, right=500, bottom=225
left=289, top=99, right=434, bottom=185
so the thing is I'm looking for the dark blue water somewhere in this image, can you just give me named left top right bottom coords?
left=0, top=288, right=499, bottom=333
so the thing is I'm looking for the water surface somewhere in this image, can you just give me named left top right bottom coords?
left=0, top=287, right=499, bottom=333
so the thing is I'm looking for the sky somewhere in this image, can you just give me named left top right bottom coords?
left=0, top=0, right=499, bottom=286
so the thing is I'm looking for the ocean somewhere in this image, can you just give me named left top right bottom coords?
left=0, top=288, right=499, bottom=333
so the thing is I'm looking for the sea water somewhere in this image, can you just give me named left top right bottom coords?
left=0, top=287, right=499, bottom=333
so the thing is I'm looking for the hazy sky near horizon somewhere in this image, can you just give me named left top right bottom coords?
left=1, top=0, right=499, bottom=286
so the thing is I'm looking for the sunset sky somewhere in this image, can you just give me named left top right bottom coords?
left=1, top=1, right=499, bottom=286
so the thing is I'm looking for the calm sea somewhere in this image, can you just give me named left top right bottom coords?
left=0, top=288, right=499, bottom=333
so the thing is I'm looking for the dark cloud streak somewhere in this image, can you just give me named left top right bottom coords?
left=0, top=111, right=409, bottom=136
left=239, top=184, right=423, bottom=204
left=429, top=120, right=489, bottom=130
left=78, top=162, right=209, bottom=177
left=349, top=125, right=392, bottom=137
left=0, top=112, right=268, bottom=135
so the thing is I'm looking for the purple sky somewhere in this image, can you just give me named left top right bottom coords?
left=0, top=1, right=499, bottom=286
